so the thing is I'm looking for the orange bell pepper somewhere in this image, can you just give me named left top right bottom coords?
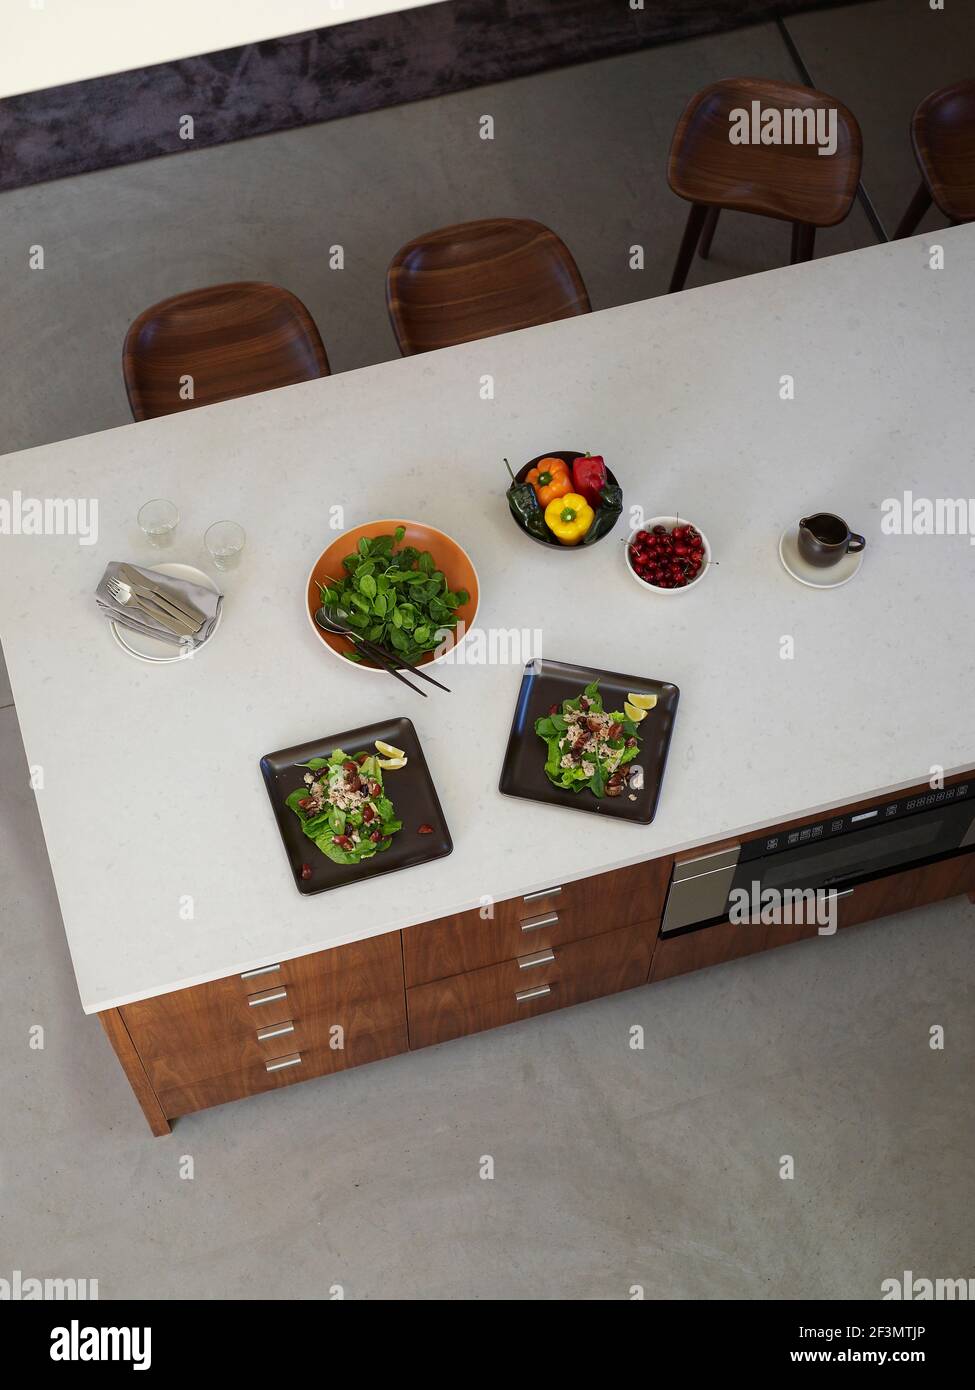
left=526, top=456, right=573, bottom=507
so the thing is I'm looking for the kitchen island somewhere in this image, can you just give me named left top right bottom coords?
left=1, top=226, right=973, bottom=1133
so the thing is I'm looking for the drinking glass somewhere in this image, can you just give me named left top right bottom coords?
left=138, top=498, right=179, bottom=547
left=205, top=520, right=246, bottom=571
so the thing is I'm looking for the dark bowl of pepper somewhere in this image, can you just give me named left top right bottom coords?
left=504, top=451, right=623, bottom=550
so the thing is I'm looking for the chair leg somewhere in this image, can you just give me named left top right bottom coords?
left=699, top=206, right=720, bottom=260
left=791, top=222, right=816, bottom=264
left=669, top=203, right=708, bottom=292
left=894, top=181, right=932, bottom=239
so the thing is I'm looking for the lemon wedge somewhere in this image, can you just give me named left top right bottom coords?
left=623, top=701, right=647, bottom=723
left=377, top=756, right=408, bottom=770
left=627, top=692, right=657, bottom=711
left=375, top=740, right=406, bottom=759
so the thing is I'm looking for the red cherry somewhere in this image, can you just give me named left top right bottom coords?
left=652, top=525, right=667, bottom=535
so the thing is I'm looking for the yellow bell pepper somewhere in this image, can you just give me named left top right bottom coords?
left=544, top=492, right=594, bottom=545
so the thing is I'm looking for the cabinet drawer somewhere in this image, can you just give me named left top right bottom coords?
left=649, top=918, right=805, bottom=982
left=407, top=920, right=654, bottom=1048
left=156, top=1012, right=408, bottom=1118
left=403, top=857, right=670, bottom=986
left=140, top=993, right=407, bottom=1093
left=832, top=851, right=975, bottom=930
left=121, top=932, right=404, bottom=1062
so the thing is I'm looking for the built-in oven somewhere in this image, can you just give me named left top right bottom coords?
left=660, top=778, right=975, bottom=936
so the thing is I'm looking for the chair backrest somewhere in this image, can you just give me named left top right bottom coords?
left=668, top=78, right=863, bottom=227
left=912, top=79, right=975, bottom=221
left=123, top=281, right=330, bottom=421
left=386, top=218, right=591, bottom=356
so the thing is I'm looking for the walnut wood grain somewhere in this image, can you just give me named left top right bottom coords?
left=123, top=281, right=329, bottom=421
left=121, top=933, right=404, bottom=1062
left=895, top=79, right=975, bottom=237
left=402, top=856, right=671, bottom=986
left=386, top=218, right=590, bottom=356
left=667, top=77, right=862, bottom=290
left=139, top=994, right=408, bottom=1095
left=156, top=1013, right=408, bottom=1118
left=99, top=1009, right=171, bottom=1137
left=407, top=920, right=654, bottom=1049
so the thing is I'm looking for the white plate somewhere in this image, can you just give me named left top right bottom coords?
left=779, top=525, right=863, bottom=589
left=109, top=563, right=222, bottom=664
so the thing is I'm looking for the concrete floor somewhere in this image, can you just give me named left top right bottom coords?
left=1, top=696, right=973, bottom=1299
left=2, top=1, right=975, bottom=1300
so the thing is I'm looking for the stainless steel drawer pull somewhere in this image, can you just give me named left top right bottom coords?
left=257, top=1021, right=295, bottom=1041
left=248, top=988, right=288, bottom=1007
left=240, top=962, right=281, bottom=980
left=265, top=1053, right=302, bottom=1072
left=519, top=949, right=555, bottom=969
left=522, top=885, right=562, bottom=904
left=516, top=985, right=552, bottom=1003
left=830, top=888, right=855, bottom=899
left=521, top=911, right=559, bottom=933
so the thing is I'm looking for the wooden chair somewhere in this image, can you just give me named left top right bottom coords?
left=666, top=78, right=863, bottom=292
left=894, top=80, right=975, bottom=238
left=123, top=282, right=330, bottom=421
left=386, top=218, right=590, bottom=355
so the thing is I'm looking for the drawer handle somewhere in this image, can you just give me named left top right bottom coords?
left=240, top=962, right=281, bottom=980
left=516, top=984, right=552, bottom=1003
left=257, top=1021, right=295, bottom=1042
left=519, top=949, right=555, bottom=969
left=265, top=1053, right=302, bottom=1072
left=248, top=987, right=288, bottom=1007
left=830, top=888, right=855, bottom=899
left=523, top=885, right=562, bottom=904
left=521, top=911, right=559, bottom=933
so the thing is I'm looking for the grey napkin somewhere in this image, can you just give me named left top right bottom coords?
left=96, top=561, right=222, bottom=648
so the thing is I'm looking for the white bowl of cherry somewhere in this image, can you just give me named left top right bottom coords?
left=625, top=517, right=711, bottom=593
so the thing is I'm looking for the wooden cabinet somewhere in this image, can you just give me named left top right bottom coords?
left=96, top=790, right=975, bottom=1136
left=831, top=852, right=975, bottom=930
left=408, top=920, right=655, bottom=1049
left=109, top=933, right=409, bottom=1129
left=121, top=934, right=403, bottom=1060
left=403, top=857, right=670, bottom=986
left=649, top=917, right=807, bottom=982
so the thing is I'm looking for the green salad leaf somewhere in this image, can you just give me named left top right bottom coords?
left=319, top=532, right=469, bottom=666
left=534, top=681, right=642, bottom=799
left=287, top=748, right=401, bottom=866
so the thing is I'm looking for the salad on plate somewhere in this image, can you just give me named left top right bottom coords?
left=534, top=681, right=655, bottom=799
left=286, top=740, right=407, bottom=865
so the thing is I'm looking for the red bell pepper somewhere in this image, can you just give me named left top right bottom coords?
left=572, top=453, right=608, bottom=508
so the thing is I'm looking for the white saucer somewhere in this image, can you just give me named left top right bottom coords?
left=110, top=562, right=222, bottom=664
left=779, top=526, right=863, bottom=589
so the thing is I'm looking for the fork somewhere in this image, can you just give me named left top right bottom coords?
left=107, top=578, right=198, bottom=636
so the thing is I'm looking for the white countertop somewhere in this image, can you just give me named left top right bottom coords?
left=2, top=228, right=973, bottom=1014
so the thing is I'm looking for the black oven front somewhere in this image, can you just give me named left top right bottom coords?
left=660, top=779, right=975, bottom=937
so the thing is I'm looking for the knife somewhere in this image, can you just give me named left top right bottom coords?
left=118, top=565, right=206, bottom=626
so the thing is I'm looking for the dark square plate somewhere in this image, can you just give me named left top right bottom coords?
left=260, top=717, right=452, bottom=894
left=498, top=657, right=679, bottom=824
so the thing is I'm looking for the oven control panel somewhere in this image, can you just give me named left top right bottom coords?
left=739, top=781, right=972, bottom=864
